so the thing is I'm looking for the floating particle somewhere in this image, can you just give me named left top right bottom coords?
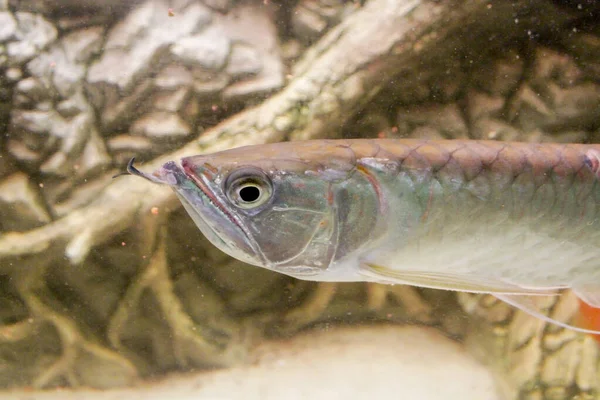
left=168, top=8, right=175, bottom=16
left=151, top=207, right=159, bottom=215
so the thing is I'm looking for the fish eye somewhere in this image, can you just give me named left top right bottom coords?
left=225, top=168, right=272, bottom=209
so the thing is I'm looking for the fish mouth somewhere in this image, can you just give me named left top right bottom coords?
left=179, top=159, right=269, bottom=267
left=181, top=160, right=241, bottom=231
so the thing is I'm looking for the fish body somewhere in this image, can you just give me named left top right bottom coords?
left=127, top=139, right=600, bottom=333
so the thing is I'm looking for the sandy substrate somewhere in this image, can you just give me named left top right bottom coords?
left=1, top=325, right=500, bottom=400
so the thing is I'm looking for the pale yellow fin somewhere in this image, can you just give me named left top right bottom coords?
left=496, top=293, right=600, bottom=335
left=360, top=263, right=557, bottom=296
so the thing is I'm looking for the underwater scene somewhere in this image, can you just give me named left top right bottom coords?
left=1, top=0, right=600, bottom=399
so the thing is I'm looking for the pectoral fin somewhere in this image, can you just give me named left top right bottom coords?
left=360, top=263, right=557, bottom=295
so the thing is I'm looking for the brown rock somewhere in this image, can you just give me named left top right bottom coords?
left=562, top=32, right=600, bottom=79
left=6, top=12, right=57, bottom=65
left=154, top=64, right=194, bottom=90
left=397, top=103, right=468, bottom=139
left=130, top=111, right=191, bottom=140
left=0, top=172, right=52, bottom=231
left=87, top=1, right=212, bottom=91
left=292, top=5, right=328, bottom=43
left=225, top=43, right=262, bottom=78
left=107, top=134, right=155, bottom=165
left=472, top=118, right=521, bottom=141
left=171, top=25, right=230, bottom=70
left=530, top=46, right=583, bottom=88
left=0, top=11, right=17, bottom=42
left=466, top=89, right=505, bottom=122
left=152, top=87, right=190, bottom=113
left=472, top=49, right=524, bottom=96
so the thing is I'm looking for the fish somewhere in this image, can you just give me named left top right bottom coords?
left=124, top=139, right=600, bottom=334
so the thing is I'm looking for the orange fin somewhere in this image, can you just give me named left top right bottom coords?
left=577, top=298, right=600, bottom=342
left=573, top=284, right=600, bottom=342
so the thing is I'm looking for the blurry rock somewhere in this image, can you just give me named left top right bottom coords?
left=540, top=82, right=600, bottom=129
left=530, top=46, right=584, bottom=88
left=27, top=26, right=103, bottom=97
left=8, top=109, right=64, bottom=157
left=0, top=326, right=501, bottom=400
left=409, top=126, right=447, bottom=140
left=151, top=87, right=190, bottom=113
left=171, top=24, right=230, bottom=70
left=95, top=80, right=154, bottom=131
left=292, top=0, right=354, bottom=44
left=202, top=0, right=230, bottom=13
left=348, top=110, right=390, bottom=139
left=472, top=49, right=524, bottom=96
left=292, top=5, right=328, bottom=42
left=472, top=118, right=521, bottom=141
left=397, top=103, right=468, bottom=139
left=8, top=22, right=110, bottom=182
left=466, top=89, right=505, bottom=122
left=78, top=128, right=111, bottom=176
left=5, top=66, right=22, bottom=81
left=510, top=84, right=553, bottom=132
left=0, top=153, right=17, bottom=180
left=14, top=76, right=49, bottom=104
left=87, top=0, right=213, bottom=106
left=6, top=12, right=57, bottom=65
left=191, top=70, right=229, bottom=97
left=0, top=45, right=6, bottom=67
left=220, top=3, right=284, bottom=99
left=0, top=172, right=52, bottom=231
left=511, top=81, right=600, bottom=132
left=562, top=32, right=600, bottom=78
left=9, top=90, right=110, bottom=180
left=86, top=0, right=283, bottom=138
left=226, top=44, right=262, bottom=78
left=6, top=139, right=43, bottom=163
left=532, top=129, right=588, bottom=144
left=107, top=135, right=154, bottom=165
left=38, top=112, right=93, bottom=175
left=51, top=176, right=110, bottom=217
left=280, top=39, right=303, bottom=63
left=130, top=111, right=192, bottom=140
left=86, top=0, right=213, bottom=130
left=154, top=64, right=193, bottom=90
left=0, top=11, right=17, bottom=42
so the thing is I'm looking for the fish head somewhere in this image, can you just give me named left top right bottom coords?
left=129, top=141, right=361, bottom=279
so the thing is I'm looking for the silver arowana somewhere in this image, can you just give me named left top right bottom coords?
left=126, top=139, right=600, bottom=334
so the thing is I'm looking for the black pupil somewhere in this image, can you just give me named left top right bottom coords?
left=239, top=185, right=261, bottom=203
